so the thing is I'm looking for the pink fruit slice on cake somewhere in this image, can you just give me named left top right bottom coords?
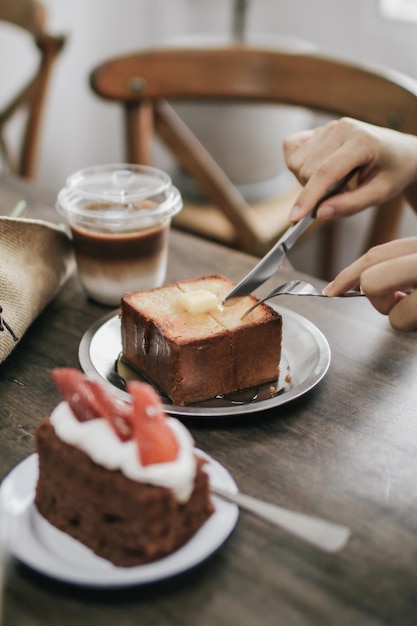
left=52, top=368, right=179, bottom=463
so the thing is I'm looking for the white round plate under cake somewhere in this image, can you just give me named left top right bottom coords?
left=0, top=452, right=238, bottom=588
left=78, top=306, right=331, bottom=418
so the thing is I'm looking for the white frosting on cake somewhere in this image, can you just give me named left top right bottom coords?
left=50, top=402, right=197, bottom=502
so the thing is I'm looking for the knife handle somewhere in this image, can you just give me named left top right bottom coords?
left=310, top=166, right=360, bottom=217
left=284, top=166, right=359, bottom=251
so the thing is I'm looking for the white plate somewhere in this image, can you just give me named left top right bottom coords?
left=78, top=306, right=331, bottom=418
left=0, top=453, right=238, bottom=588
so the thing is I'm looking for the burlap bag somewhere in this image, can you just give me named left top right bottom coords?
left=0, top=217, right=74, bottom=363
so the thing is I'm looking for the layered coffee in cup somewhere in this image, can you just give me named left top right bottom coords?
left=57, top=164, right=182, bottom=305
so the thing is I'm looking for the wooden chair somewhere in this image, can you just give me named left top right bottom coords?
left=0, top=0, right=66, bottom=178
left=90, top=46, right=417, bottom=277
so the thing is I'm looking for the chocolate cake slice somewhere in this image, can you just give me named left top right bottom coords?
left=35, top=421, right=213, bottom=567
left=34, top=369, right=214, bottom=567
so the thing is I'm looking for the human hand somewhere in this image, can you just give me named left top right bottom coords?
left=283, top=117, right=417, bottom=222
left=323, top=237, right=417, bottom=331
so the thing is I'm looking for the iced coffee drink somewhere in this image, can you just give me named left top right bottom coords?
left=57, top=165, right=182, bottom=306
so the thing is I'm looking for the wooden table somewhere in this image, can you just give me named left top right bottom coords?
left=2, top=173, right=417, bottom=626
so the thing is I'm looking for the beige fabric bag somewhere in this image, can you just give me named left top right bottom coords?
left=0, top=217, right=74, bottom=363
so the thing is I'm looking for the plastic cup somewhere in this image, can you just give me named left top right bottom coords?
left=57, top=164, right=182, bottom=306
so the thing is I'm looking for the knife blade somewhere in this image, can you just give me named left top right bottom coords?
left=223, top=168, right=359, bottom=302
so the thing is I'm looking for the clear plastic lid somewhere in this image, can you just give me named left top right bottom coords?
left=56, top=164, right=183, bottom=224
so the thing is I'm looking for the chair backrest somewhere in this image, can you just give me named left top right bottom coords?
left=0, top=0, right=65, bottom=178
left=90, top=46, right=417, bottom=262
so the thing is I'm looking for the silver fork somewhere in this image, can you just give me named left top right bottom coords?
left=242, top=279, right=364, bottom=318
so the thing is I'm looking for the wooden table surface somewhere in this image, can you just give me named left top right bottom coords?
left=1, top=173, right=417, bottom=626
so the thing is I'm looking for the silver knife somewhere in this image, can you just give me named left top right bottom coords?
left=223, top=168, right=359, bottom=302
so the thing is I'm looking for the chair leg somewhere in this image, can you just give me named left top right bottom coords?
left=124, top=101, right=154, bottom=164
left=363, top=195, right=404, bottom=252
left=320, top=220, right=338, bottom=282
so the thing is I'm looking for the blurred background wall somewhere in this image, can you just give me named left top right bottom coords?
left=30, top=0, right=417, bottom=189
left=2, top=0, right=417, bottom=272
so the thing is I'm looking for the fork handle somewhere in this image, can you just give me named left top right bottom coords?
left=335, top=291, right=364, bottom=297
left=212, top=487, right=351, bottom=553
left=240, top=284, right=364, bottom=319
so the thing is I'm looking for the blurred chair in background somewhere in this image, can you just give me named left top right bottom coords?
left=89, top=46, right=417, bottom=279
left=0, top=0, right=65, bottom=178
